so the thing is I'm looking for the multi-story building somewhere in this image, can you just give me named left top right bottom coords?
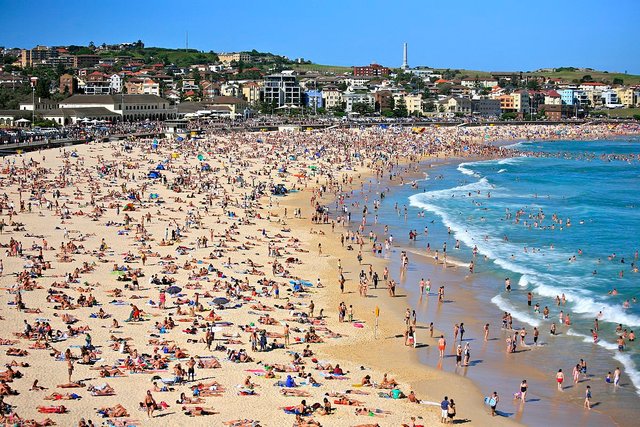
left=558, top=89, right=576, bottom=105
left=404, top=93, right=423, bottom=116
left=374, top=90, right=394, bottom=112
left=601, top=89, right=620, bottom=107
left=59, top=73, right=77, bottom=95
left=615, top=87, right=637, bottom=107
left=241, top=81, right=262, bottom=105
left=20, top=45, right=58, bottom=67
left=499, top=94, right=515, bottom=111
left=110, top=74, right=123, bottom=93
left=321, top=85, right=342, bottom=110
left=342, top=91, right=375, bottom=112
left=59, top=94, right=176, bottom=121
left=221, top=82, right=241, bottom=98
left=83, top=71, right=111, bottom=95
left=353, top=63, right=390, bottom=77
left=544, top=90, right=562, bottom=105
left=261, top=74, right=302, bottom=107
left=48, top=55, right=75, bottom=68
left=471, top=99, right=501, bottom=117
left=511, top=91, right=530, bottom=115
left=304, top=90, right=323, bottom=109
left=217, top=52, right=251, bottom=65
left=460, top=77, right=498, bottom=88
left=438, top=97, right=471, bottom=114
left=73, top=54, right=100, bottom=69
left=0, top=72, right=26, bottom=90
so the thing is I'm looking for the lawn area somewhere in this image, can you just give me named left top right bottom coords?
left=290, top=63, right=352, bottom=75
left=591, top=108, right=640, bottom=118
left=526, top=70, right=640, bottom=85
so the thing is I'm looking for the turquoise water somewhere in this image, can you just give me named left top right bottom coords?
left=354, top=138, right=640, bottom=395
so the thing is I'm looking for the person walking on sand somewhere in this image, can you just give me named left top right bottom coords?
left=284, top=324, right=290, bottom=348
left=584, top=385, right=592, bottom=409
left=187, top=357, right=196, bottom=381
left=518, top=380, right=528, bottom=401
left=489, top=391, right=499, bottom=416
left=556, top=369, right=565, bottom=391
left=144, top=390, right=156, bottom=418
left=67, top=357, right=74, bottom=383
left=438, top=335, right=446, bottom=358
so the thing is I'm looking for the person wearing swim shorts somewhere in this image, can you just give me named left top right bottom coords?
left=556, top=369, right=564, bottom=391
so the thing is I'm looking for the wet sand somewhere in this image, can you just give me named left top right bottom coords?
left=340, top=156, right=639, bottom=426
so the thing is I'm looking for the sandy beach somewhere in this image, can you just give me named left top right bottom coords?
left=0, top=123, right=638, bottom=427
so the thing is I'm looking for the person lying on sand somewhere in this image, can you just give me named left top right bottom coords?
left=97, top=403, right=129, bottom=417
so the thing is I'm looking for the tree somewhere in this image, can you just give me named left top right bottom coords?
left=35, top=77, right=51, bottom=98
left=438, top=84, right=452, bottom=96
left=329, top=102, right=345, bottom=114
left=613, top=78, right=624, bottom=85
left=337, top=82, right=348, bottom=92
left=501, top=112, right=517, bottom=120
left=424, top=101, right=435, bottom=112
left=580, top=75, right=593, bottom=83
left=526, top=80, right=541, bottom=90
left=352, top=102, right=373, bottom=115
left=192, top=70, right=201, bottom=86
left=3, top=55, right=17, bottom=65
left=394, top=97, right=408, bottom=117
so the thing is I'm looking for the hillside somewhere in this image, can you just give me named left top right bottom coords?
left=526, top=69, right=640, bottom=86
left=98, top=47, right=219, bottom=67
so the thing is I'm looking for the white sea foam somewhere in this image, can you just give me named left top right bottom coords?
left=457, top=163, right=481, bottom=178
left=502, top=141, right=527, bottom=150
left=566, top=330, right=640, bottom=396
left=525, top=275, right=640, bottom=327
left=490, top=294, right=541, bottom=327
left=497, top=169, right=507, bottom=173
left=497, top=157, right=524, bottom=166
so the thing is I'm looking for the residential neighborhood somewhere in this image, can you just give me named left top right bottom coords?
left=1, top=41, right=640, bottom=128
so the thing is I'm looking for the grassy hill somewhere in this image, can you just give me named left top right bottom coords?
left=99, top=47, right=219, bottom=67
left=526, top=69, right=640, bottom=85
left=290, top=63, right=352, bottom=75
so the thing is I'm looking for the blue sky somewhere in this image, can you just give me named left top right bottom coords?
left=1, top=0, right=639, bottom=73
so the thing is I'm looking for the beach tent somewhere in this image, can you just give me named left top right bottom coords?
left=176, top=136, right=184, bottom=142
left=155, top=164, right=165, bottom=170
left=171, top=152, right=180, bottom=159
left=197, top=154, right=205, bottom=161
left=212, top=297, right=229, bottom=305
left=147, top=171, right=161, bottom=179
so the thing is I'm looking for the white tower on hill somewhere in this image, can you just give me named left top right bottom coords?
left=401, top=42, right=409, bottom=70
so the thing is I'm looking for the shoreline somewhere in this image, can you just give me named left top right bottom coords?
left=331, top=145, right=639, bottom=426
left=279, top=153, right=520, bottom=425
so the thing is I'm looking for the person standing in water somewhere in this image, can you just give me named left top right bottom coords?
left=556, top=369, right=565, bottom=391
left=584, top=385, right=592, bottom=410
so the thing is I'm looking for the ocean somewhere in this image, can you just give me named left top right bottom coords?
left=349, top=137, right=640, bottom=424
